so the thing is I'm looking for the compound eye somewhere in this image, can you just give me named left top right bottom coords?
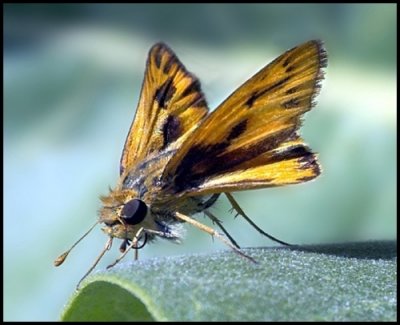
left=121, top=199, right=148, bottom=225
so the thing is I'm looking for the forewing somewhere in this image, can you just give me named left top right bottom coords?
left=162, top=40, right=327, bottom=195
left=120, top=43, right=208, bottom=175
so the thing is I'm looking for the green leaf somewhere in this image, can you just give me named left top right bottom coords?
left=61, top=240, right=396, bottom=321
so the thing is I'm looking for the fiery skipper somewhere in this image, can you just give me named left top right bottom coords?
left=55, top=40, right=327, bottom=287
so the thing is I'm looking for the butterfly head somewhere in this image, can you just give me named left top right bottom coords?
left=99, top=189, right=150, bottom=239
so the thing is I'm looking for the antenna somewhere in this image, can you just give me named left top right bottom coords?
left=54, top=221, right=100, bottom=266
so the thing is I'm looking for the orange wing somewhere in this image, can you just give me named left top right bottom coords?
left=162, top=40, right=327, bottom=196
left=120, top=43, right=209, bottom=175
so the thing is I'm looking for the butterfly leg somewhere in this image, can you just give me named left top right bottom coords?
left=134, top=245, right=139, bottom=261
left=107, top=227, right=145, bottom=269
left=121, top=238, right=141, bottom=260
left=76, top=236, right=113, bottom=289
left=224, top=192, right=292, bottom=246
left=204, top=210, right=241, bottom=249
left=175, top=212, right=256, bottom=263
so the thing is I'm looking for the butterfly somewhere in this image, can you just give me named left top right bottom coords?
left=55, top=40, right=327, bottom=287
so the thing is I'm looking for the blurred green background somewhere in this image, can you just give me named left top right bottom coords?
left=4, top=4, right=396, bottom=321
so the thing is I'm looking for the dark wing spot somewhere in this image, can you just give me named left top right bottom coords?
left=283, top=98, right=300, bottom=109
left=165, top=82, right=176, bottom=103
left=282, top=56, right=291, bottom=67
left=174, top=142, right=231, bottom=192
left=163, top=55, right=174, bottom=74
left=173, top=145, right=207, bottom=191
left=181, top=79, right=201, bottom=98
left=162, top=115, right=181, bottom=149
left=227, top=120, right=248, bottom=141
left=186, top=91, right=207, bottom=108
left=155, top=78, right=176, bottom=108
left=246, top=76, right=291, bottom=109
left=245, top=92, right=258, bottom=108
left=298, top=154, right=320, bottom=174
left=180, top=79, right=208, bottom=108
left=173, top=128, right=298, bottom=193
left=229, top=129, right=298, bottom=167
left=286, top=87, right=298, bottom=95
left=154, top=45, right=163, bottom=68
left=261, top=76, right=290, bottom=96
left=266, top=145, right=312, bottom=165
left=192, top=98, right=207, bottom=108
left=286, top=66, right=294, bottom=73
